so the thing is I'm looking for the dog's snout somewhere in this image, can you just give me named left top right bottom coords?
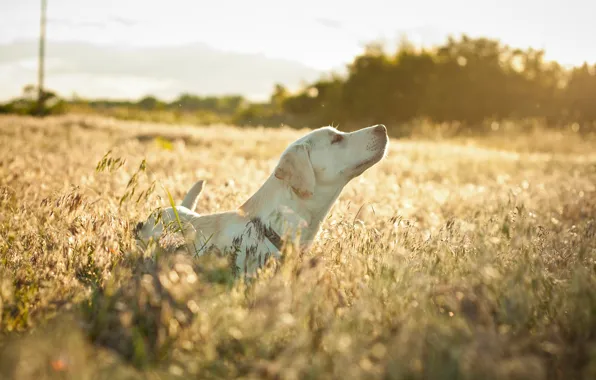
left=373, top=124, right=387, bottom=136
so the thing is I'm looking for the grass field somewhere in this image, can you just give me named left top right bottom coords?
left=1, top=114, right=595, bottom=379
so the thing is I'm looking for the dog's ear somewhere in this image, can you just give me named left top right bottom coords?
left=274, top=144, right=315, bottom=199
left=181, top=179, right=205, bottom=211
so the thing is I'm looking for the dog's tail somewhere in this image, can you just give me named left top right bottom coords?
left=181, top=179, right=205, bottom=211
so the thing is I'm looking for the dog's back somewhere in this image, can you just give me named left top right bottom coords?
left=187, top=211, right=281, bottom=276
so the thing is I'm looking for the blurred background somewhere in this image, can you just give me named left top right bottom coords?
left=1, top=0, right=595, bottom=134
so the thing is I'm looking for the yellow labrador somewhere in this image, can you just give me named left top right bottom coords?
left=136, top=124, right=388, bottom=277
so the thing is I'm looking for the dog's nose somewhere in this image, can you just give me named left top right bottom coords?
left=135, top=222, right=143, bottom=232
left=373, top=124, right=387, bottom=136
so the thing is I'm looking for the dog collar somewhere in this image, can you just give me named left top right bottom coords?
left=264, top=227, right=284, bottom=251
left=246, top=217, right=286, bottom=251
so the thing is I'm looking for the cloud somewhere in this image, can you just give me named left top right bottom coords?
left=315, top=18, right=342, bottom=30
left=109, top=16, right=137, bottom=26
left=0, top=40, right=321, bottom=101
left=47, top=18, right=107, bottom=29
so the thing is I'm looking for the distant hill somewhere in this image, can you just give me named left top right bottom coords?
left=0, top=40, right=322, bottom=101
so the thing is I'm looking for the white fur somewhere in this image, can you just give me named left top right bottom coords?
left=135, top=180, right=204, bottom=242
left=136, top=124, right=389, bottom=277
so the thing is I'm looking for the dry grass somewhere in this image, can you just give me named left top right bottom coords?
left=1, top=114, right=595, bottom=380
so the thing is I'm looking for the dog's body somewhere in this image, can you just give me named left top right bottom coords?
left=136, top=124, right=389, bottom=277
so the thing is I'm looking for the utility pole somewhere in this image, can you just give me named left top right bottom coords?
left=37, top=0, right=47, bottom=116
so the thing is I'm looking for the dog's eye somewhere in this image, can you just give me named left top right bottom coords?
left=331, top=134, right=344, bottom=144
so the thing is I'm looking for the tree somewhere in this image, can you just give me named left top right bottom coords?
left=137, top=96, right=163, bottom=110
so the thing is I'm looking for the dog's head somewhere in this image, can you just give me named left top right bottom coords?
left=274, top=124, right=388, bottom=199
left=134, top=179, right=205, bottom=247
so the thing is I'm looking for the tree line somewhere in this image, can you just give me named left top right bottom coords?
left=268, top=35, right=596, bottom=131
left=2, top=34, right=595, bottom=134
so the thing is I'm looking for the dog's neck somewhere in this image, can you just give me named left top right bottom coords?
left=239, top=175, right=343, bottom=247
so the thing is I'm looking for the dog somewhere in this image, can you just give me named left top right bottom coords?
left=135, top=124, right=389, bottom=277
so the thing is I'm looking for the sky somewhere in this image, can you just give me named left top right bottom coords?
left=1, top=0, right=595, bottom=101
